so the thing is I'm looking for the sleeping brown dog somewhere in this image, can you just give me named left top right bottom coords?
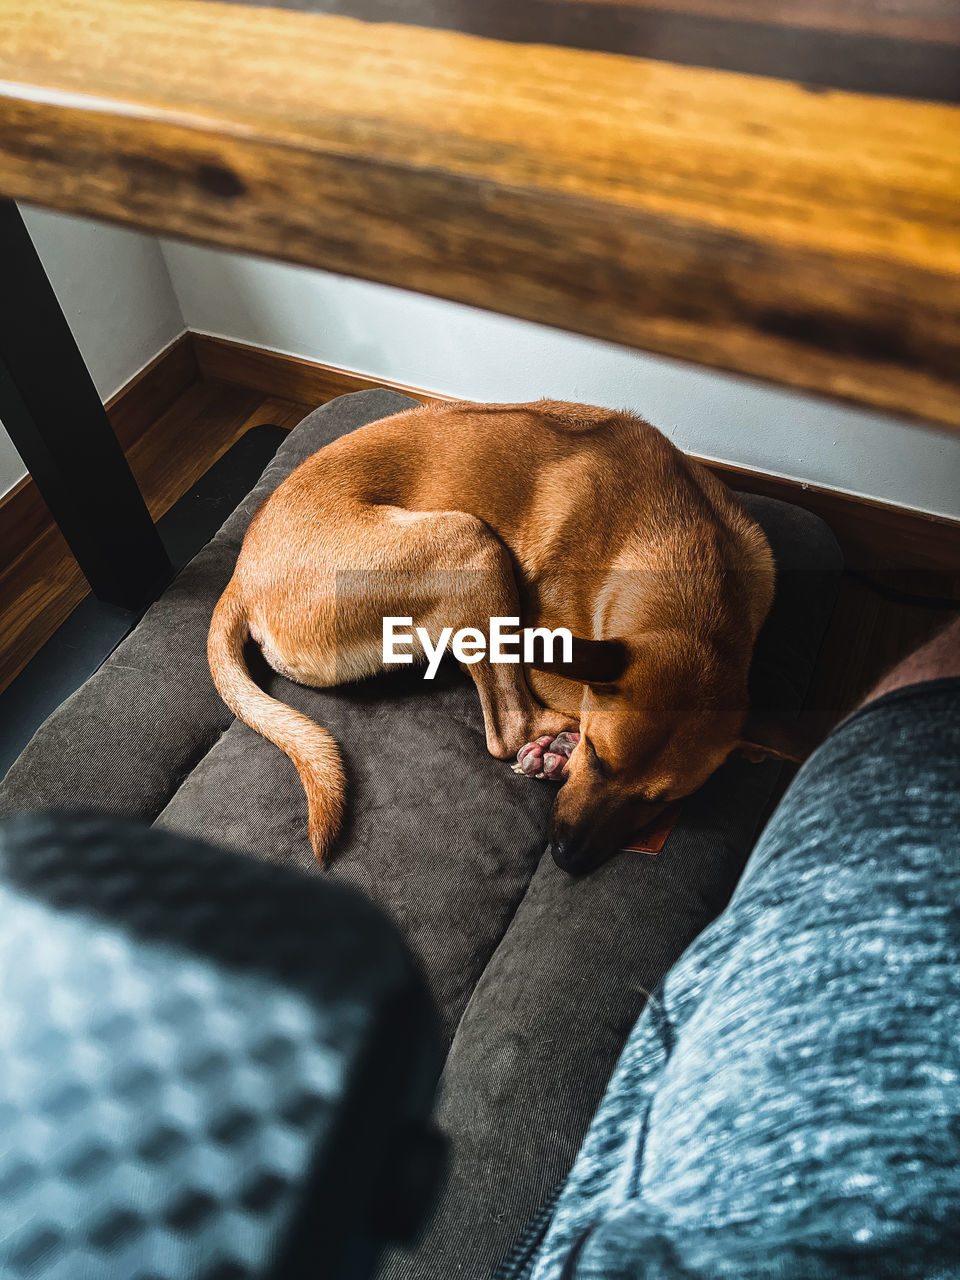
left=208, top=399, right=794, bottom=873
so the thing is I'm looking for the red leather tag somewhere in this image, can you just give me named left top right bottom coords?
left=622, top=805, right=680, bottom=855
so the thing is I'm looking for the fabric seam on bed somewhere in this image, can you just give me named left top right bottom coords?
left=147, top=715, right=237, bottom=826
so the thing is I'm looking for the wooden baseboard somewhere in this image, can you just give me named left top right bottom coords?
left=191, top=332, right=960, bottom=578
left=0, top=334, right=198, bottom=569
left=0, top=334, right=306, bottom=695
left=192, top=333, right=444, bottom=410
left=107, top=331, right=199, bottom=451
left=704, top=461, right=960, bottom=581
left=0, top=334, right=200, bottom=695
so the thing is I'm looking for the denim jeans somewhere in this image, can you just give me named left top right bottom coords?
left=526, top=677, right=960, bottom=1279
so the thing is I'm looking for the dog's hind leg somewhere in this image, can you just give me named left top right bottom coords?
left=246, top=503, right=573, bottom=758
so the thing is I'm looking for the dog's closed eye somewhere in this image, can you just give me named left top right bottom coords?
left=584, top=737, right=610, bottom=778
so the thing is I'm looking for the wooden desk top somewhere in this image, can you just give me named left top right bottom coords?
left=1, top=0, right=958, bottom=428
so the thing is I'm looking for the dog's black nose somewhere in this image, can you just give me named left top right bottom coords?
left=549, top=827, right=620, bottom=875
left=548, top=838, right=589, bottom=876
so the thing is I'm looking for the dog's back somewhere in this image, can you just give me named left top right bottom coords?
left=337, top=399, right=774, bottom=644
left=283, top=397, right=769, bottom=589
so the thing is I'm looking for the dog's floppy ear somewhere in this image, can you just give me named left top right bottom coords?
left=736, top=713, right=815, bottom=765
left=526, top=635, right=629, bottom=685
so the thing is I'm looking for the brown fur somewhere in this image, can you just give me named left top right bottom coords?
left=208, top=400, right=780, bottom=872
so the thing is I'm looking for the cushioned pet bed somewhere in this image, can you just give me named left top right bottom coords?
left=0, top=391, right=842, bottom=1279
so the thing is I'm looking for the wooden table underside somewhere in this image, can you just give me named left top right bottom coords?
left=1, top=0, right=958, bottom=429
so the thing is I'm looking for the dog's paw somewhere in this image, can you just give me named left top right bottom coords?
left=512, top=731, right=581, bottom=780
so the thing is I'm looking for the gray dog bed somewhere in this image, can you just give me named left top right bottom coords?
left=0, top=391, right=842, bottom=1278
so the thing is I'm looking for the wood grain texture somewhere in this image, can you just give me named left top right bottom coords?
left=1, top=1, right=959, bottom=430
left=706, top=460, right=960, bottom=576
left=190, top=335, right=960, bottom=578
left=106, top=332, right=198, bottom=451
left=0, top=340, right=308, bottom=694
left=0, top=478, right=54, bottom=577
left=0, top=335, right=199, bottom=681
left=201, top=0, right=960, bottom=99
left=0, top=527, right=88, bottom=700
left=546, top=0, right=960, bottom=43
left=811, top=574, right=957, bottom=721
left=209, top=0, right=960, bottom=46
left=0, top=334, right=196, bottom=568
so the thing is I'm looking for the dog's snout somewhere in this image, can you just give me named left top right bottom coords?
left=548, top=836, right=576, bottom=873
left=547, top=827, right=603, bottom=876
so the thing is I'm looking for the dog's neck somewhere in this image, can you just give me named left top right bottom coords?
left=596, top=527, right=757, bottom=657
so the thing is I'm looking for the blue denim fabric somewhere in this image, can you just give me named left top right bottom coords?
left=528, top=677, right=960, bottom=1279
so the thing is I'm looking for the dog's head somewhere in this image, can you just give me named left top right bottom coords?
left=529, top=634, right=800, bottom=875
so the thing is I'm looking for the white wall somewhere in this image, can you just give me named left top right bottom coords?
left=0, top=207, right=185, bottom=497
left=5, top=217, right=956, bottom=520
left=161, top=241, right=960, bottom=521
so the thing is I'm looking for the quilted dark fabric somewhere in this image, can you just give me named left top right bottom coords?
left=0, top=391, right=842, bottom=1279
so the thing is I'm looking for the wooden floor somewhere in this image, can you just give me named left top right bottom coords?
left=0, top=376, right=956, bottom=728
left=0, top=379, right=311, bottom=695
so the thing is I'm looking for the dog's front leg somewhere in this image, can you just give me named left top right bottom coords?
left=407, top=515, right=576, bottom=758
left=467, top=655, right=574, bottom=760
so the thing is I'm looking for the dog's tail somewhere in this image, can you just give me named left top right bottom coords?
left=207, top=586, right=346, bottom=863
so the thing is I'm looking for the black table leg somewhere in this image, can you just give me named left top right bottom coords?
left=0, top=202, right=171, bottom=609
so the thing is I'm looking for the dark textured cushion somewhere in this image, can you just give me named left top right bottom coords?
left=0, top=391, right=842, bottom=1279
